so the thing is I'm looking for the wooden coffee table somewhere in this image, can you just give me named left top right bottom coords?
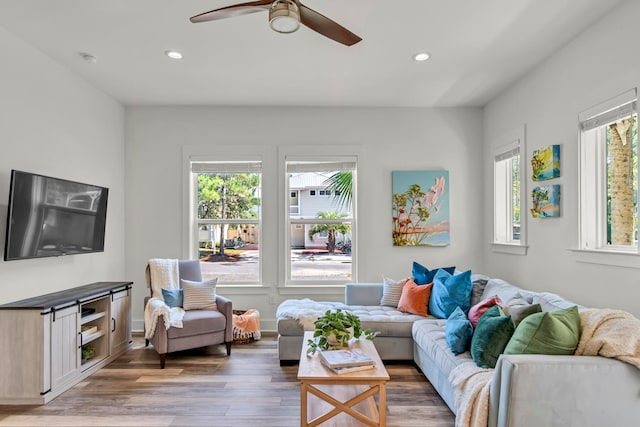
left=298, top=331, right=390, bottom=427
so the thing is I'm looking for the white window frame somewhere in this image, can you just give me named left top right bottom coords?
left=182, top=145, right=268, bottom=286
left=492, top=125, right=527, bottom=255
left=278, top=145, right=360, bottom=288
left=575, top=89, right=640, bottom=268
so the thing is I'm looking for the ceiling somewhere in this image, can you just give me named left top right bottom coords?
left=0, top=0, right=626, bottom=107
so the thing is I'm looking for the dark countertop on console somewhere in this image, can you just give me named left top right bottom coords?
left=0, top=281, right=133, bottom=310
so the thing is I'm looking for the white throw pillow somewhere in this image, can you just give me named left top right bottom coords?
left=380, top=276, right=407, bottom=307
left=181, top=278, right=218, bottom=311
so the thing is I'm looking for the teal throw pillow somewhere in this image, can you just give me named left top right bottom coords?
left=428, top=269, right=473, bottom=318
left=161, top=288, right=183, bottom=308
left=412, top=262, right=456, bottom=285
left=445, top=306, right=474, bottom=355
left=470, top=305, right=515, bottom=368
left=504, top=306, right=581, bottom=355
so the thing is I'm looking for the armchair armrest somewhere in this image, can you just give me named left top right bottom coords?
left=216, top=295, right=233, bottom=343
left=490, top=354, right=640, bottom=427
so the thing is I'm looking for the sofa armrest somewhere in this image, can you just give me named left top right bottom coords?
left=216, top=295, right=233, bottom=343
left=345, top=283, right=384, bottom=306
left=490, top=354, right=640, bottom=427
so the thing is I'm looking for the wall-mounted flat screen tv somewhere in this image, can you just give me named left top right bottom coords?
left=4, top=170, right=108, bottom=261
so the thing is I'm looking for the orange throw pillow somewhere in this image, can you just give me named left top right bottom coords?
left=397, top=278, right=433, bottom=317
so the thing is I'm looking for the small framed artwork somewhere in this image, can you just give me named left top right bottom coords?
left=392, top=170, right=450, bottom=246
left=531, top=185, right=560, bottom=218
left=532, top=144, right=560, bottom=181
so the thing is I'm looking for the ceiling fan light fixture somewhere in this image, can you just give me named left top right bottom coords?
left=269, top=0, right=300, bottom=34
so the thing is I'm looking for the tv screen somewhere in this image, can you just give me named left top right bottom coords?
left=4, top=170, right=108, bottom=261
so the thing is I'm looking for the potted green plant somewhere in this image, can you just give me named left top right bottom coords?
left=306, top=309, right=378, bottom=354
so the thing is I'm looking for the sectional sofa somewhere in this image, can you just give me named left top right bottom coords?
left=276, top=275, right=640, bottom=427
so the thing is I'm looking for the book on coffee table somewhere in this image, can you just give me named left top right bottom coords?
left=325, top=363, right=376, bottom=375
left=319, top=348, right=374, bottom=368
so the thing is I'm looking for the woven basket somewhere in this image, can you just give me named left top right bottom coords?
left=232, top=310, right=258, bottom=344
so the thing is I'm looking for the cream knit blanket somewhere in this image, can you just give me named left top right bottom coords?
left=574, top=308, right=640, bottom=369
left=144, top=258, right=184, bottom=338
left=146, top=258, right=180, bottom=297
left=144, top=297, right=185, bottom=339
left=449, top=361, right=494, bottom=427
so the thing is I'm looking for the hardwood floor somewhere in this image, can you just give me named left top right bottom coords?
left=0, top=333, right=454, bottom=427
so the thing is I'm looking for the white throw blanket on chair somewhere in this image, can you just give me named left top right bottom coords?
left=144, top=297, right=185, bottom=339
left=144, top=258, right=185, bottom=338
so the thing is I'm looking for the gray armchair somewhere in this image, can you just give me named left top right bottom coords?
left=144, top=260, right=232, bottom=368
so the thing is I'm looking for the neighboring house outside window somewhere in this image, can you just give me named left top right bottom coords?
left=578, top=89, right=638, bottom=256
left=492, top=125, right=527, bottom=255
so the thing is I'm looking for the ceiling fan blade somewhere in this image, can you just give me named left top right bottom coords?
left=190, top=0, right=272, bottom=23
left=297, top=2, right=362, bottom=46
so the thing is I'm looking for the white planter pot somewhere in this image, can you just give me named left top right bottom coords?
left=326, top=327, right=354, bottom=347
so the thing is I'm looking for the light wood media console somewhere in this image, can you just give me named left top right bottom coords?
left=0, top=281, right=132, bottom=404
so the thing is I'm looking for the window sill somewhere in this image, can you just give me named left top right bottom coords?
left=215, top=284, right=271, bottom=294
left=569, top=248, right=640, bottom=269
left=490, top=242, right=528, bottom=255
left=278, top=285, right=346, bottom=296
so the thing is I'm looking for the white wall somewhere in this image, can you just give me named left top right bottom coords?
left=125, top=106, right=485, bottom=330
left=483, top=0, right=640, bottom=317
left=0, top=26, right=126, bottom=303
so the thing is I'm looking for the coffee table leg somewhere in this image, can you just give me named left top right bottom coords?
left=379, top=381, right=386, bottom=426
left=300, top=382, right=308, bottom=427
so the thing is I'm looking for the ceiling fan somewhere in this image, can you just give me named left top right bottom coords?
left=190, top=0, right=362, bottom=46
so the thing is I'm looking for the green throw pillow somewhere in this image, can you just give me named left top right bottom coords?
left=470, top=305, right=515, bottom=368
left=504, top=306, right=581, bottom=355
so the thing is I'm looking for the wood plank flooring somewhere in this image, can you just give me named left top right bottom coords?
left=0, top=333, right=454, bottom=427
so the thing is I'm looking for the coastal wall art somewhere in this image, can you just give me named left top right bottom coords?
left=531, top=184, right=561, bottom=218
left=532, top=144, right=560, bottom=181
left=392, top=170, right=450, bottom=246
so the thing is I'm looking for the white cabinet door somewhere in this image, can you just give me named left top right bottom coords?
left=50, top=305, right=80, bottom=391
left=110, top=287, right=131, bottom=356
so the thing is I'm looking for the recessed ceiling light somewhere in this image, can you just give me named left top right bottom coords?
left=413, top=52, right=431, bottom=62
left=165, top=50, right=183, bottom=60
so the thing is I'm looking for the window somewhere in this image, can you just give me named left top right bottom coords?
left=493, top=126, right=527, bottom=254
left=285, top=157, right=356, bottom=285
left=188, top=160, right=262, bottom=283
left=579, top=89, right=638, bottom=253
left=290, top=190, right=299, bottom=215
